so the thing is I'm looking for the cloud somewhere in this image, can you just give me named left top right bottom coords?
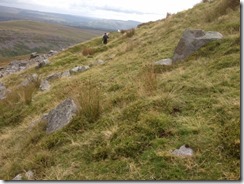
left=0, top=0, right=202, bottom=22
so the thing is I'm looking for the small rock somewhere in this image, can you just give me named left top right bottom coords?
left=49, top=50, right=58, bottom=55
left=172, top=145, right=193, bottom=156
left=154, top=58, right=172, bottom=66
left=61, top=71, right=70, bottom=77
left=12, top=170, right=34, bottom=180
left=70, top=65, right=89, bottom=73
left=46, top=72, right=62, bottom=81
left=97, top=60, right=105, bottom=65
left=37, top=59, right=49, bottom=68
left=30, top=52, right=39, bottom=59
left=21, top=74, right=39, bottom=87
left=25, top=170, right=34, bottom=180
left=39, top=80, right=50, bottom=91
left=92, top=60, right=105, bottom=66
left=12, top=174, right=22, bottom=180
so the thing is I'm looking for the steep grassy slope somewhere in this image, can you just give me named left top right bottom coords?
left=0, top=20, right=104, bottom=61
left=0, top=0, right=240, bottom=180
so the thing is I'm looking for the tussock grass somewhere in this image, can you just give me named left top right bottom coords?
left=121, top=28, right=136, bottom=38
left=22, top=77, right=41, bottom=105
left=138, top=65, right=158, bottom=96
left=77, top=80, right=102, bottom=123
left=82, top=47, right=95, bottom=56
left=0, top=0, right=240, bottom=180
left=204, top=0, right=240, bottom=22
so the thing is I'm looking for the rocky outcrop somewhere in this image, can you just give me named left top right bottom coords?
left=172, top=29, right=223, bottom=62
left=0, top=50, right=59, bottom=78
left=45, top=98, right=78, bottom=133
left=0, top=60, right=31, bottom=77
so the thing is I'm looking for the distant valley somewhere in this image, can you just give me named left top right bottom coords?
left=0, top=5, right=140, bottom=64
left=0, top=5, right=140, bottom=31
left=0, top=20, right=104, bottom=63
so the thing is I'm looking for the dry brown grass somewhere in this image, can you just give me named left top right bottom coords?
left=77, top=81, right=101, bottom=123
left=205, top=0, right=240, bottom=22
left=82, top=47, right=95, bottom=56
left=120, top=29, right=136, bottom=38
left=138, top=65, right=158, bottom=96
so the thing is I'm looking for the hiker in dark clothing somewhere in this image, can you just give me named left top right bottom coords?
left=102, top=33, right=109, bottom=44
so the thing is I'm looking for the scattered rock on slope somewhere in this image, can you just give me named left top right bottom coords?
left=172, top=145, right=193, bottom=156
left=12, top=170, right=34, bottom=180
left=45, top=98, right=78, bottom=133
left=70, top=65, right=90, bottom=73
left=0, top=82, right=7, bottom=100
left=37, top=59, right=49, bottom=68
left=172, top=29, right=223, bottom=63
left=154, top=58, right=172, bottom=66
left=39, top=80, right=50, bottom=91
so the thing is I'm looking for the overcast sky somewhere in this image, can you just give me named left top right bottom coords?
left=0, top=0, right=203, bottom=22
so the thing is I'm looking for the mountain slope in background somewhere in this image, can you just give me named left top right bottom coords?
left=0, top=0, right=240, bottom=180
left=0, top=20, right=104, bottom=62
left=0, top=5, right=141, bottom=31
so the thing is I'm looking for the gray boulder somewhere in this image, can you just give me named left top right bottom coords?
left=172, top=29, right=223, bottom=62
left=45, top=99, right=78, bottom=133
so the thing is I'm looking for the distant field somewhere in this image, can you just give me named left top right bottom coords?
left=0, top=20, right=104, bottom=63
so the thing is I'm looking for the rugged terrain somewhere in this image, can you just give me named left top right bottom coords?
left=0, top=0, right=240, bottom=180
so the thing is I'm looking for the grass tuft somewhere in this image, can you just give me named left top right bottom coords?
left=205, top=0, right=240, bottom=22
left=82, top=47, right=95, bottom=56
left=77, top=80, right=102, bottom=123
left=138, top=65, right=158, bottom=96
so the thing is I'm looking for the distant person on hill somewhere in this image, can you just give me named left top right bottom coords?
left=102, top=33, right=109, bottom=44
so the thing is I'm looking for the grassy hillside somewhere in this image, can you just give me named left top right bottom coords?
left=0, top=20, right=104, bottom=61
left=0, top=0, right=240, bottom=180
